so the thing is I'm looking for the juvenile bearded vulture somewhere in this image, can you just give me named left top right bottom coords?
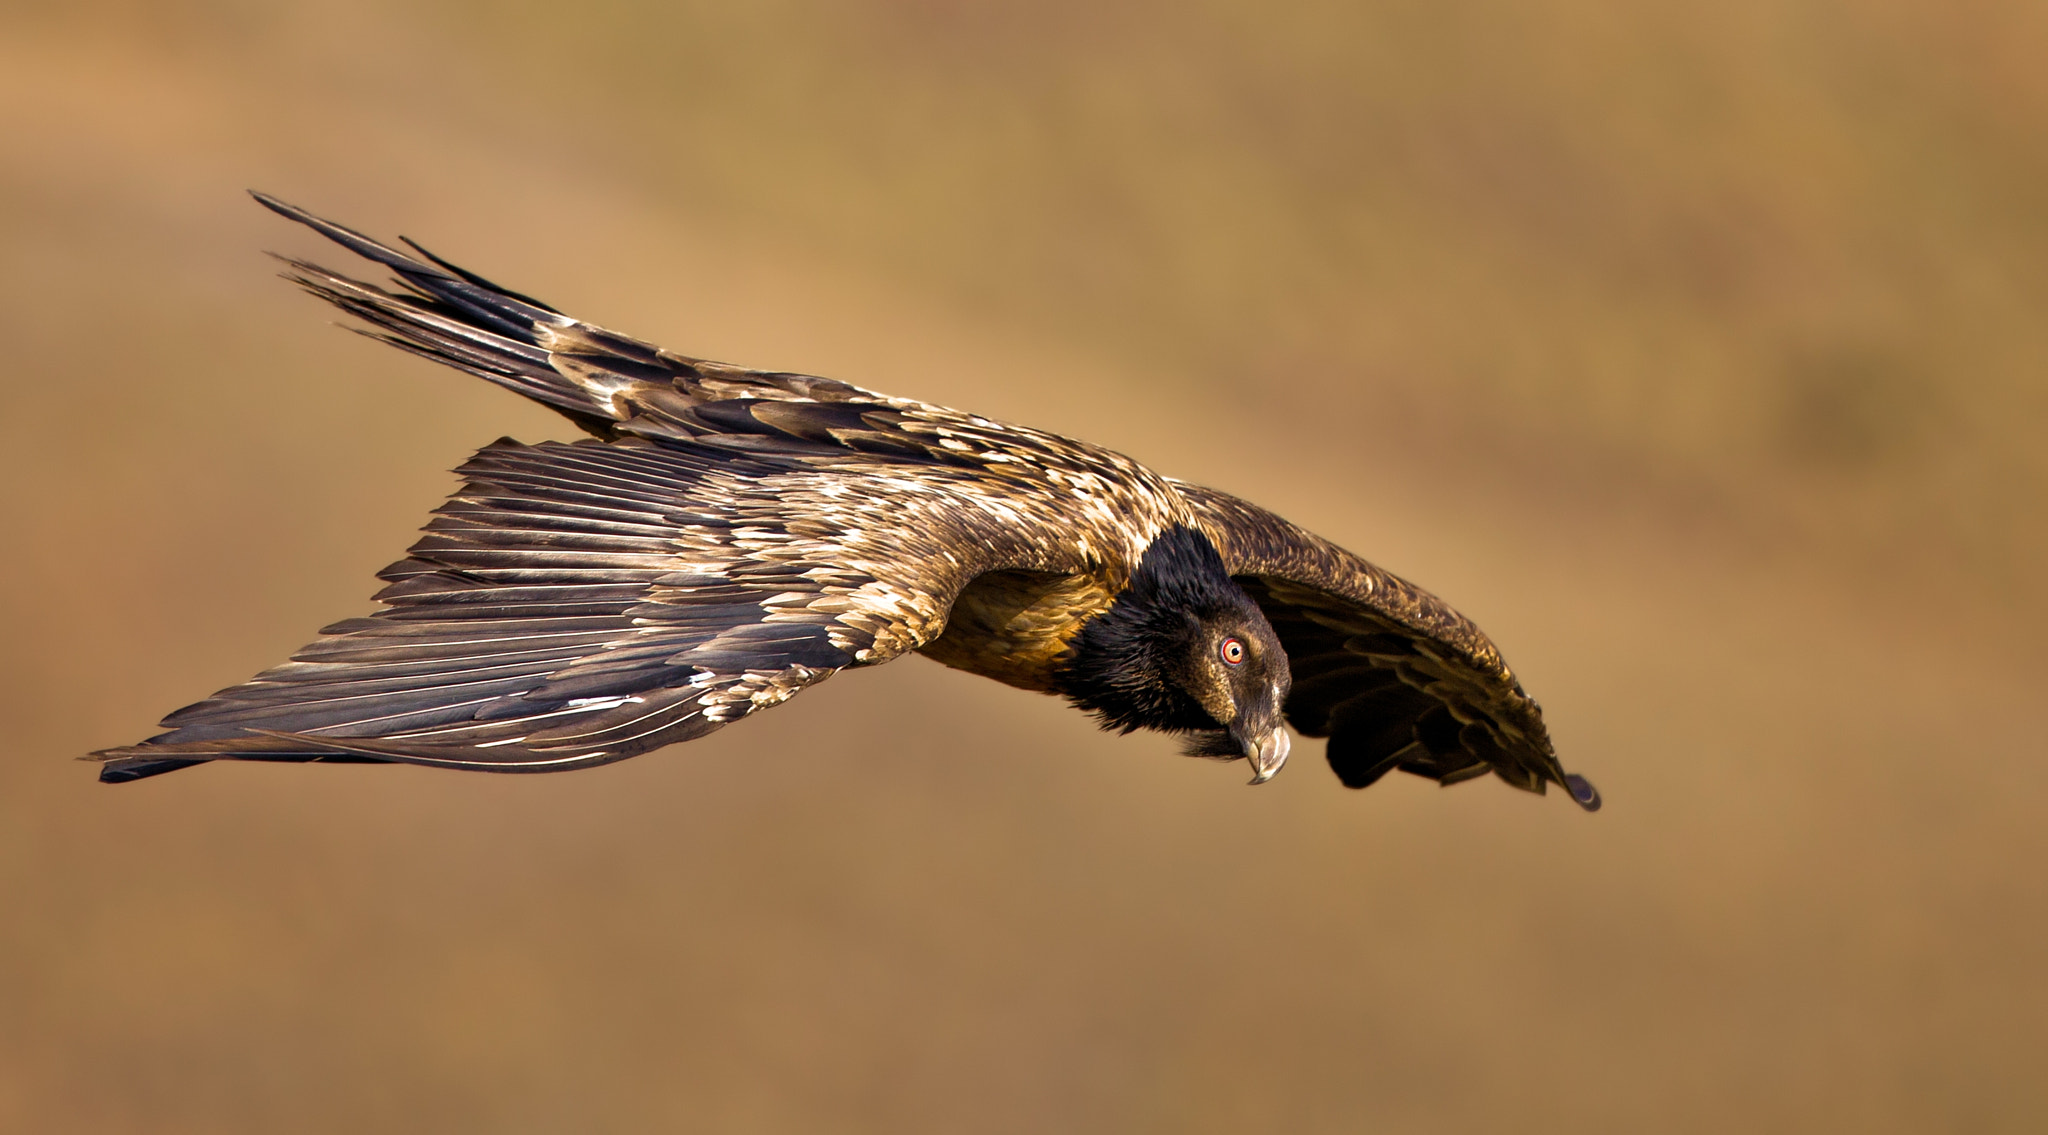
left=91, top=193, right=1600, bottom=811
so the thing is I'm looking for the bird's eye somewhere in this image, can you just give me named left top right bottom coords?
left=1220, top=637, right=1245, bottom=666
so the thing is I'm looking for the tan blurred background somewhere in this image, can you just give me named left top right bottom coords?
left=3, top=1, right=2044, bottom=1131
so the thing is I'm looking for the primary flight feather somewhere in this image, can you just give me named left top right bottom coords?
left=91, top=193, right=1600, bottom=812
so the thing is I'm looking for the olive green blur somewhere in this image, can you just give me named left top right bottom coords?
left=1, top=2, right=2042, bottom=1131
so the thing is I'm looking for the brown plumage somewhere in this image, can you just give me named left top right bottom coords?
left=90, top=193, right=1599, bottom=812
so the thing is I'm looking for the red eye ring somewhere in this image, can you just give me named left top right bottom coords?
left=1220, top=637, right=1245, bottom=666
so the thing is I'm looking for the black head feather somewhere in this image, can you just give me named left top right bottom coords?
left=1057, top=526, right=1290, bottom=753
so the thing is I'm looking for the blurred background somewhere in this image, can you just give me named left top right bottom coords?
left=3, top=1, right=2044, bottom=1130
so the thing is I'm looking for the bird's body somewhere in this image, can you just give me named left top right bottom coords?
left=91, top=194, right=1598, bottom=812
left=921, top=569, right=1120, bottom=694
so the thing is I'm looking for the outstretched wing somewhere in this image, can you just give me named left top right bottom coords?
left=245, top=191, right=1177, bottom=528
left=1178, top=483, right=1600, bottom=809
left=94, top=437, right=979, bottom=782
left=244, top=192, right=1187, bottom=571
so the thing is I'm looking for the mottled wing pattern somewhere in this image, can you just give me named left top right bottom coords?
left=1177, top=482, right=1596, bottom=808
left=100, top=411, right=1199, bottom=784
left=95, top=439, right=882, bottom=780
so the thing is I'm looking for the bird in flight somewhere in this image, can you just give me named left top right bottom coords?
left=91, top=193, right=1599, bottom=811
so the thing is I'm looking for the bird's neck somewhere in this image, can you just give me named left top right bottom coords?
left=1055, top=526, right=1241, bottom=735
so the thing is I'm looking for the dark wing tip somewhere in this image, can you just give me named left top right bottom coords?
left=92, top=754, right=210, bottom=783
left=245, top=191, right=460, bottom=283
left=247, top=190, right=361, bottom=244
left=1564, top=773, right=1602, bottom=812
left=399, top=235, right=563, bottom=314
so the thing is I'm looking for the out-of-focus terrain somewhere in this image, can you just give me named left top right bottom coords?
left=1, top=3, right=2042, bottom=1131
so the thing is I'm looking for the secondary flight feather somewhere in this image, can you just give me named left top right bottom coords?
left=91, top=193, right=1600, bottom=812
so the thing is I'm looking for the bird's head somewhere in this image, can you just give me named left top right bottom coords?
left=1167, top=598, right=1294, bottom=783
left=1059, top=527, right=1294, bottom=783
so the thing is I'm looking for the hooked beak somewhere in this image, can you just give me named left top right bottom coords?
left=1243, top=726, right=1291, bottom=785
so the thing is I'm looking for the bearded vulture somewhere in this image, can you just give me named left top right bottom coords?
left=90, top=193, right=1600, bottom=812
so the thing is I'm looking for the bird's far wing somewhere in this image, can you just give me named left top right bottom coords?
left=250, top=192, right=928, bottom=441
left=249, top=194, right=1191, bottom=557
left=91, top=436, right=972, bottom=783
left=1176, top=482, right=1599, bottom=810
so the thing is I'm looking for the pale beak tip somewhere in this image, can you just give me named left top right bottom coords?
left=1245, top=727, right=1290, bottom=786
